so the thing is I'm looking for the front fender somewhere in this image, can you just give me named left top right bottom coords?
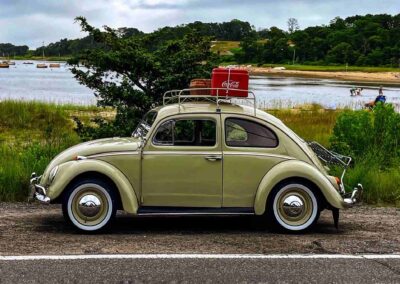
left=254, top=160, right=345, bottom=215
left=47, top=160, right=139, bottom=214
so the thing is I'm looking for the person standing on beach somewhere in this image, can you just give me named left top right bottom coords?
left=350, top=87, right=356, bottom=96
left=379, top=86, right=383, bottom=95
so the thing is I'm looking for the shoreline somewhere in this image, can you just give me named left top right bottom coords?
left=249, top=67, right=400, bottom=85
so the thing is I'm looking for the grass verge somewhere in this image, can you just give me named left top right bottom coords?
left=268, top=105, right=338, bottom=147
left=0, top=100, right=115, bottom=201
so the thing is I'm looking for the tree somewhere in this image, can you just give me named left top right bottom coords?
left=326, top=42, right=356, bottom=64
left=70, top=17, right=216, bottom=139
left=287, top=18, right=300, bottom=34
left=0, top=43, right=29, bottom=56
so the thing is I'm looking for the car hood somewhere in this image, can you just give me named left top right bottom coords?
left=41, top=137, right=141, bottom=184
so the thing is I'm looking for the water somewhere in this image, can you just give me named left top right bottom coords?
left=1, top=60, right=399, bottom=110
left=0, top=60, right=95, bottom=105
left=250, top=76, right=400, bottom=111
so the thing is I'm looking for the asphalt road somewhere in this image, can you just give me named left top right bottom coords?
left=1, top=204, right=400, bottom=283
left=1, top=204, right=400, bottom=255
left=1, top=255, right=399, bottom=283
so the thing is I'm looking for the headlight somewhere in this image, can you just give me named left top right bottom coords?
left=49, top=166, right=59, bottom=184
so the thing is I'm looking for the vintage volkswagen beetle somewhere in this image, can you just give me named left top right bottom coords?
left=30, top=89, right=362, bottom=232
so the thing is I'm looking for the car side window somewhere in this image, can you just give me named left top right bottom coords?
left=153, top=119, right=216, bottom=146
left=225, top=118, right=278, bottom=148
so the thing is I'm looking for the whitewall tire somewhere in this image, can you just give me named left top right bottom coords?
left=269, top=182, right=320, bottom=232
left=62, top=179, right=117, bottom=232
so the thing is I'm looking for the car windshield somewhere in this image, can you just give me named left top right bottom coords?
left=132, top=111, right=157, bottom=139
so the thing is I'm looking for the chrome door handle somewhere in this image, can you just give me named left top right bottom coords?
left=205, top=155, right=222, bottom=161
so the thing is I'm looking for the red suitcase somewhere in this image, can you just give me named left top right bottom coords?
left=211, top=68, right=249, bottom=97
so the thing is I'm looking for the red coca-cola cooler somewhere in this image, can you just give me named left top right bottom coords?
left=211, top=68, right=249, bottom=97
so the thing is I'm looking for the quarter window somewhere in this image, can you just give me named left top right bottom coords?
left=225, top=118, right=278, bottom=148
left=154, top=121, right=173, bottom=145
left=153, top=119, right=216, bottom=146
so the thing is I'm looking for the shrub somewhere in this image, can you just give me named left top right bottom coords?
left=330, top=104, right=400, bottom=205
left=330, top=104, right=400, bottom=168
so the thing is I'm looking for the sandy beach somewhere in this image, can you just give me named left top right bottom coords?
left=248, top=66, right=400, bottom=84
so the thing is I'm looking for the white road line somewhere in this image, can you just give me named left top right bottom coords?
left=0, top=254, right=400, bottom=261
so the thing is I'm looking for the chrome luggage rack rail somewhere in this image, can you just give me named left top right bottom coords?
left=307, top=141, right=352, bottom=181
left=163, top=88, right=257, bottom=115
left=307, top=141, right=362, bottom=200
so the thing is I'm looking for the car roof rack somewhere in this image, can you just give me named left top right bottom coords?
left=163, top=88, right=257, bottom=116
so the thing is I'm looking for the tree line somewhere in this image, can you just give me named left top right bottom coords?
left=32, top=19, right=253, bottom=57
left=237, top=14, right=400, bottom=66
left=2, top=15, right=400, bottom=67
left=0, top=43, right=29, bottom=57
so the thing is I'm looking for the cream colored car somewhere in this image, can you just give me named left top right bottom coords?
left=30, top=90, right=362, bottom=232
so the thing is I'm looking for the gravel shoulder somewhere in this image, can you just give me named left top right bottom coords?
left=0, top=203, right=399, bottom=255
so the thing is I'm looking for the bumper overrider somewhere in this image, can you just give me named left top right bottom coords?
left=342, top=183, right=363, bottom=207
left=29, top=172, right=50, bottom=204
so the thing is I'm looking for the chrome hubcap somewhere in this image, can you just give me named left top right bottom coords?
left=282, top=195, right=305, bottom=218
left=78, top=194, right=102, bottom=218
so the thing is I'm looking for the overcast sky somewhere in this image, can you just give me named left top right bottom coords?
left=1, top=0, right=399, bottom=49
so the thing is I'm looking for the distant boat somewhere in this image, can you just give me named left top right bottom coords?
left=23, top=62, right=34, bottom=65
left=0, top=63, right=9, bottom=68
left=36, top=63, right=48, bottom=68
left=2, top=60, right=15, bottom=65
left=49, top=63, right=60, bottom=68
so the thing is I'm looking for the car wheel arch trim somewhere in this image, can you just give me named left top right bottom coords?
left=253, top=159, right=344, bottom=215
left=48, top=160, right=139, bottom=214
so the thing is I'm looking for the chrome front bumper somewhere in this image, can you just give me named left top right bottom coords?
left=29, top=172, right=50, bottom=204
left=343, top=183, right=363, bottom=207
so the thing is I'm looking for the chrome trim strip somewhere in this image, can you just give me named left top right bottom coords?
left=142, top=151, right=291, bottom=159
left=223, top=151, right=294, bottom=160
left=88, top=151, right=139, bottom=158
left=143, top=151, right=220, bottom=156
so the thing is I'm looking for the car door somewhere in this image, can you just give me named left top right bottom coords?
left=141, top=114, right=222, bottom=207
left=222, top=115, right=289, bottom=208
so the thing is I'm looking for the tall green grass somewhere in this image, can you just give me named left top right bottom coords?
left=0, top=101, right=80, bottom=201
left=344, top=163, right=400, bottom=206
left=269, top=106, right=338, bottom=147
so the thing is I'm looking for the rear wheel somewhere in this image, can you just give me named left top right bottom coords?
left=62, top=178, right=117, bottom=232
left=267, top=181, right=320, bottom=232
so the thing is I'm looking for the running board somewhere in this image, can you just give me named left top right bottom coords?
left=137, top=207, right=255, bottom=216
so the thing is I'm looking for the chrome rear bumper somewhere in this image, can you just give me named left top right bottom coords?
left=29, top=172, right=50, bottom=204
left=343, top=183, right=363, bottom=207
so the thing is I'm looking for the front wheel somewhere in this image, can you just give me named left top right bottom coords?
left=267, top=182, right=320, bottom=232
left=62, top=179, right=117, bottom=232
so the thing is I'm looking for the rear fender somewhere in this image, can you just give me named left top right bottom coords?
left=47, top=160, right=139, bottom=214
left=254, top=160, right=345, bottom=215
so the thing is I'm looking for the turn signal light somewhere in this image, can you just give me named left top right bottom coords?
left=72, top=155, right=87, bottom=161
